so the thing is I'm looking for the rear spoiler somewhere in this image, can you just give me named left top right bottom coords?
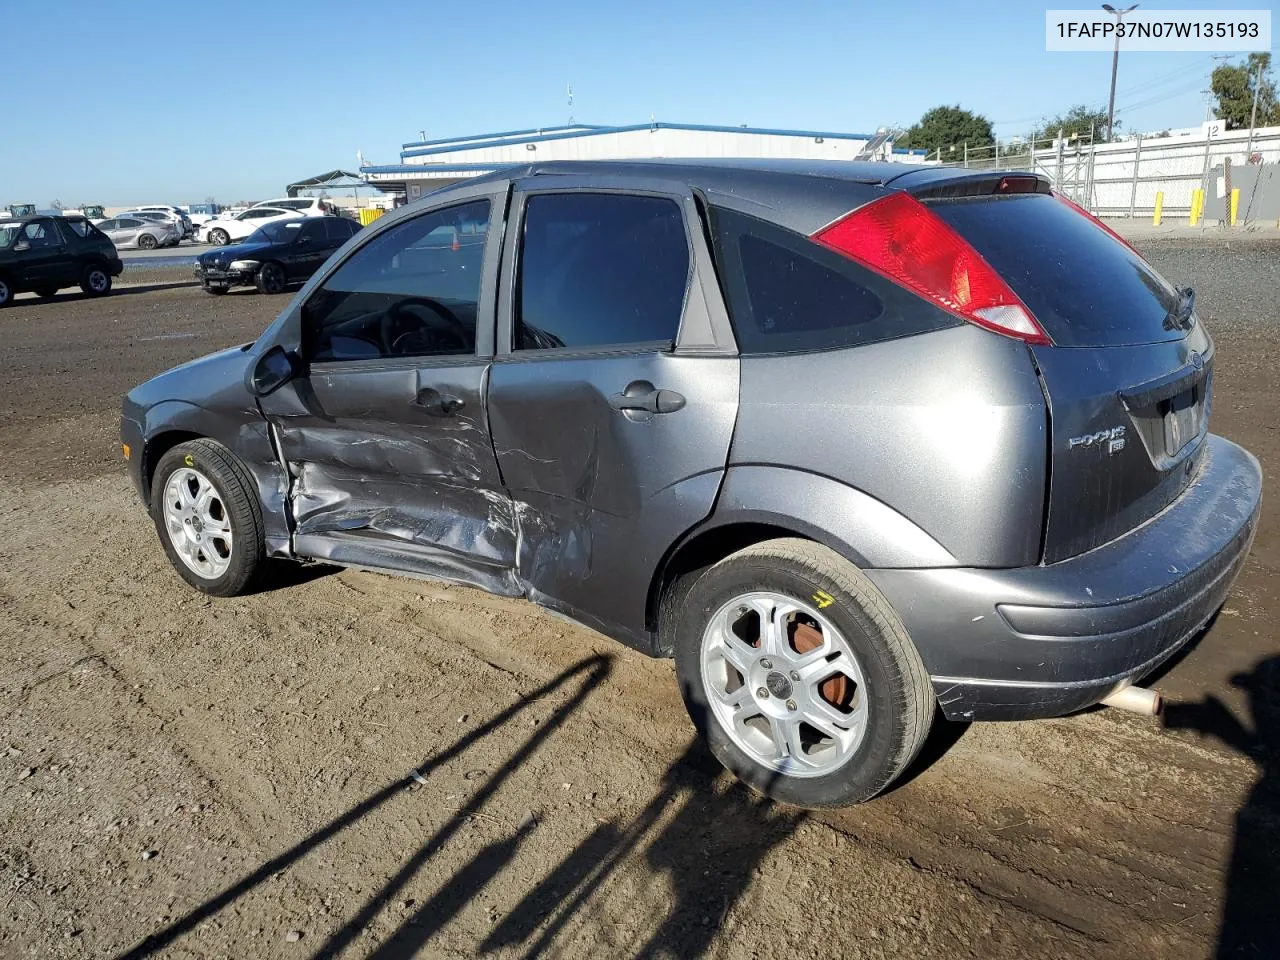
left=884, top=168, right=1053, bottom=201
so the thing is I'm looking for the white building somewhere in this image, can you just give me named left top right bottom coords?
left=362, top=121, right=925, bottom=201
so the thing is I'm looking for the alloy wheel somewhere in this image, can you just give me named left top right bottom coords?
left=162, top=467, right=234, bottom=580
left=700, top=591, right=868, bottom=778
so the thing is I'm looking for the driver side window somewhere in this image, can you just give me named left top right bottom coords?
left=302, top=200, right=490, bottom=363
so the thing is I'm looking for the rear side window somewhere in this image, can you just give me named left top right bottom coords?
left=62, top=219, right=91, bottom=238
left=22, top=220, right=60, bottom=247
left=709, top=206, right=958, bottom=354
left=324, top=218, right=356, bottom=242
left=929, top=193, right=1182, bottom=347
left=516, top=193, right=689, bottom=351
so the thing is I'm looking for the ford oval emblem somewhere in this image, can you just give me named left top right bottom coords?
left=1190, top=351, right=1204, bottom=370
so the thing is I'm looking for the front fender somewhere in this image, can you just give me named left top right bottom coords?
left=705, top=466, right=956, bottom=569
left=135, top=399, right=291, bottom=557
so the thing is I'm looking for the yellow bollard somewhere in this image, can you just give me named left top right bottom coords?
left=1189, top=189, right=1204, bottom=225
left=358, top=207, right=385, bottom=227
left=1230, top=188, right=1240, bottom=226
left=1153, top=191, right=1164, bottom=226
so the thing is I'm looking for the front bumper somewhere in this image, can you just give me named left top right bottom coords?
left=120, top=409, right=146, bottom=502
left=195, top=264, right=254, bottom=286
left=867, top=434, right=1262, bottom=721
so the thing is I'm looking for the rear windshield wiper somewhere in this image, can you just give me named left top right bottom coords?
left=1163, top=286, right=1196, bottom=332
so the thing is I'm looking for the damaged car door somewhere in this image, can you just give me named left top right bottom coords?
left=257, top=194, right=522, bottom=594
left=487, top=182, right=741, bottom=648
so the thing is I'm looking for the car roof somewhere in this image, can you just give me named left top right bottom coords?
left=424, top=158, right=986, bottom=234
left=430, top=158, right=1049, bottom=235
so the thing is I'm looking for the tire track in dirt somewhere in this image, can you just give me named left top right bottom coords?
left=2, top=474, right=1260, bottom=958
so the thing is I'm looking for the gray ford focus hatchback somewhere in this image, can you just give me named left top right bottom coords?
left=122, top=160, right=1262, bottom=807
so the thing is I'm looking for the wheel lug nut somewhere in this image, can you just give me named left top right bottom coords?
left=756, top=687, right=769, bottom=700
left=789, top=670, right=801, bottom=682
left=786, top=700, right=798, bottom=712
left=760, top=658, right=772, bottom=669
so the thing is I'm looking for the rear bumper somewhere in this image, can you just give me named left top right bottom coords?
left=867, top=434, right=1262, bottom=721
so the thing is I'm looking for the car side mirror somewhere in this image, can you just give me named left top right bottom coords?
left=250, top=345, right=299, bottom=396
left=13, top=240, right=29, bottom=252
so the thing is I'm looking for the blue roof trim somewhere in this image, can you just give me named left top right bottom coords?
left=892, top=148, right=927, bottom=155
left=362, top=162, right=517, bottom=175
left=400, top=124, right=603, bottom=150
left=399, top=121, right=880, bottom=159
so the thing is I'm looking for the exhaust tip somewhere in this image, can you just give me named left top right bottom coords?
left=1100, top=684, right=1163, bottom=717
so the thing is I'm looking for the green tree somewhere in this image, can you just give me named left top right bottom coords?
left=1036, top=104, right=1111, bottom=142
left=1211, top=53, right=1279, bottom=129
left=896, top=105, right=994, bottom=156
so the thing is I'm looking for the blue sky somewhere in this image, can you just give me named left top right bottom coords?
left=2, top=0, right=1265, bottom=205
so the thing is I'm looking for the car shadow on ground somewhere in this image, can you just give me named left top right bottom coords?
left=1162, top=654, right=1280, bottom=957
left=7, top=283, right=199, bottom=309
left=241, top=559, right=339, bottom=596
left=112, top=651, right=806, bottom=960
left=114, top=654, right=615, bottom=959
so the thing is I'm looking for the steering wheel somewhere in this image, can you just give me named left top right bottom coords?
left=380, top=297, right=470, bottom=355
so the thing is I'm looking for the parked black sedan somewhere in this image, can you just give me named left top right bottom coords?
left=196, top=216, right=361, bottom=295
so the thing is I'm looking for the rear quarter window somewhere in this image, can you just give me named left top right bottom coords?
left=709, top=205, right=959, bottom=355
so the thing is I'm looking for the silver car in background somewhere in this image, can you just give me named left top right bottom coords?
left=96, top=215, right=177, bottom=250
left=135, top=205, right=194, bottom=238
left=118, top=210, right=185, bottom=244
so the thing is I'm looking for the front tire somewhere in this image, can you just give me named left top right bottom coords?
left=672, top=538, right=933, bottom=807
left=209, top=228, right=230, bottom=246
left=0, top=277, right=11, bottom=307
left=255, top=262, right=286, bottom=295
left=150, top=439, right=265, bottom=596
left=79, top=265, right=112, bottom=296
left=138, top=233, right=158, bottom=250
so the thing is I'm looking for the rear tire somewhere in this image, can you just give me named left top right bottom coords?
left=79, top=264, right=112, bottom=296
left=254, top=262, right=286, bottom=295
left=209, top=228, right=229, bottom=246
left=150, top=439, right=265, bottom=597
left=671, top=538, right=933, bottom=807
left=35, top=286, right=58, bottom=299
left=138, top=233, right=158, bottom=250
left=0, top=277, right=11, bottom=307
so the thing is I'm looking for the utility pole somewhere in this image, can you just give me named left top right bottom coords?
left=1246, top=60, right=1263, bottom=158
left=1102, top=4, right=1139, bottom=142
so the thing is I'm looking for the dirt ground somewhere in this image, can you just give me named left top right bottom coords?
left=1, top=244, right=1277, bottom=960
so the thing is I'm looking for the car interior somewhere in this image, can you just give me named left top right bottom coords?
left=303, top=203, right=488, bottom=363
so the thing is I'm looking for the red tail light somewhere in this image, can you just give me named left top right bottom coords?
left=811, top=191, right=1051, bottom=346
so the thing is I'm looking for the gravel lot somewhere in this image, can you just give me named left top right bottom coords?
left=1, top=241, right=1277, bottom=959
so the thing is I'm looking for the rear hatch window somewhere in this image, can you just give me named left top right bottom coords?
left=928, top=193, right=1182, bottom=347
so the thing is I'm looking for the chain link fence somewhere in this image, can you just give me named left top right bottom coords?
left=923, top=124, right=1280, bottom=222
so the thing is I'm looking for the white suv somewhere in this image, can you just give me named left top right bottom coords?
left=250, top=197, right=331, bottom=217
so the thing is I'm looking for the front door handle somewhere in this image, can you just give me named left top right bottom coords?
left=608, top=381, right=686, bottom=415
left=414, top=388, right=465, bottom=416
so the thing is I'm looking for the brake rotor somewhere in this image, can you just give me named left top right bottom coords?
left=790, top=619, right=852, bottom=709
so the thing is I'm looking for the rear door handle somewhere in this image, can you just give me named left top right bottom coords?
left=414, top=388, right=465, bottom=416
left=608, top=382, right=686, bottom=414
